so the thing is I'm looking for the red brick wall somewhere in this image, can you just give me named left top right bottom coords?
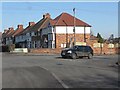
left=30, top=48, right=62, bottom=54
left=30, top=47, right=119, bottom=55
left=55, top=34, right=90, bottom=48
left=30, top=36, right=119, bottom=55
left=87, top=41, right=119, bottom=55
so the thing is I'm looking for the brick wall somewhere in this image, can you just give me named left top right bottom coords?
left=55, top=34, right=90, bottom=48
left=30, top=35, right=119, bottom=55
left=30, top=48, right=62, bottom=54
left=87, top=39, right=119, bottom=55
left=30, top=47, right=119, bottom=55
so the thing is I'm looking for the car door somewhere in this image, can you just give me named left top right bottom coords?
left=84, top=46, right=89, bottom=56
left=77, top=46, right=84, bottom=56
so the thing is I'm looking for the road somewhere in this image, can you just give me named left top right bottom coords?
left=2, top=53, right=119, bottom=88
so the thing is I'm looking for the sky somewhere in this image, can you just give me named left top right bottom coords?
left=1, top=1, right=118, bottom=39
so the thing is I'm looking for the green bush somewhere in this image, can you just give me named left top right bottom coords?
left=8, top=44, right=15, bottom=52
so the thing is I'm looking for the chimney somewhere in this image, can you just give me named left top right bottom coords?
left=18, top=25, right=23, bottom=29
left=29, top=22, right=35, bottom=26
left=8, top=27, right=14, bottom=31
left=43, top=13, right=50, bottom=19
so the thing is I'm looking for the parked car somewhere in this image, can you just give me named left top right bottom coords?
left=61, top=45, right=93, bottom=59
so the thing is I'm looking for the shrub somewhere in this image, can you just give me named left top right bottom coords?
left=8, top=44, right=15, bottom=52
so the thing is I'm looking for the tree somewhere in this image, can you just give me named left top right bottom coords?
left=108, top=34, right=114, bottom=43
left=97, top=33, right=104, bottom=43
left=97, top=33, right=104, bottom=54
left=90, top=30, right=94, bottom=36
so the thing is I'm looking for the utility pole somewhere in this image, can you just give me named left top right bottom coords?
left=84, top=26, right=86, bottom=42
left=63, top=20, right=68, bottom=48
left=73, top=8, right=76, bottom=46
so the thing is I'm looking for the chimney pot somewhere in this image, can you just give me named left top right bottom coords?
left=8, top=27, right=14, bottom=30
left=18, top=25, right=23, bottom=29
left=43, top=13, right=50, bottom=19
left=29, top=22, right=35, bottom=26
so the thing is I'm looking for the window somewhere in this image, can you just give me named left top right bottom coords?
left=61, top=43, right=66, bottom=48
left=78, top=46, right=84, bottom=51
left=61, top=44, right=63, bottom=48
left=48, top=34, right=53, bottom=40
left=35, top=41, right=37, bottom=48
left=21, top=35, right=23, bottom=39
left=30, top=42, right=32, bottom=48
left=29, top=32, right=31, bottom=36
left=34, top=32, right=37, bottom=36
left=84, top=46, right=89, bottom=52
left=73, top=46, right=78, bottom=50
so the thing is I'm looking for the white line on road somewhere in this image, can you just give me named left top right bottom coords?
left=51, top=72, right=69, bottom=88
left=40, top=66, right=69, bottom=88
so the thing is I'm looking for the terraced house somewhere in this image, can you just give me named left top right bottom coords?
left=2, top=12, right=92, bottom=49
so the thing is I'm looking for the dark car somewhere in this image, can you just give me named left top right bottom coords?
left=61, top=45, right=93, bottom=59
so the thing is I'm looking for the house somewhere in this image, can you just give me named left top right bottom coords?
left=50, top=12, right=91, bottom=48
left=31, top=12, right=91, bottom=49
left=5, top=25, right=24, bottom=46
left=15, top=22, right=35, bottom=48
left=23, top=12, right=91, bottom=49
left=21, top=14, right=51, bottom=49
left=2, top=12, right=92, bottom=49
left=4, top=27, right=14, bottom=45
left=2, top=29, right=9, bottom=45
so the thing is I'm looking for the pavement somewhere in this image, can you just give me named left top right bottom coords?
left=2, top=53, right=119, bottom=88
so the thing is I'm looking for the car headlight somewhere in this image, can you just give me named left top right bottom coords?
left=67, top=50, right=72, bottom=53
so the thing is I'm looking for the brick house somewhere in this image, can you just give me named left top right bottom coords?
left=7, top=12, right=91, bottom=49
left=32, top=12, right=91, bottom=49
left=2, top=12, right=119, bottom=54
left=50, top=12, right=91, bottom=48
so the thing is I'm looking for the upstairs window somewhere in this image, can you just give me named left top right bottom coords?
left=29, top=32, right=31, bottom=36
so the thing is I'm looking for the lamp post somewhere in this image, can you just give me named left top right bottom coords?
left=73, top=8, right=76, bottom=46
left=63, top=20, right=68, bottom=48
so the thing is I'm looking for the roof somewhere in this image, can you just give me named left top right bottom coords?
left=6, top=27, right=23, bottom=37
left=13, top=28, right=23, bottom=36
left=5, top=30, right=15, bottom=38
left=2, top=30, right=10, bottom=38
left=50, top=12, right=91, bottom=27
left=16, top=24, right=35, bottom=36
left=4, top=12, right=91, bottom=36
left=26, top=12, right=91, bottom=33
left=27, top=18, right=49, bottom=33
left=90, top=35, right=98, bottom=40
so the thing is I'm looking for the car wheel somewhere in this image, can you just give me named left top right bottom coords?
left=88, top=53, right=93, bottom=59
left=71, top=53, right=77, bottom=59
left=61, top=55, right=65, bottom=58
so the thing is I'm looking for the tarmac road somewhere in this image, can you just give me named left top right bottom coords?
left=2, top=53, right=119, bottom=88
left=2, top=66, right=63, bottom=88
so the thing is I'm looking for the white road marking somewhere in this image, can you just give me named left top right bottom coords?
left=40, top=67, right=69, bottom=88
left=51, top=72, right=69, bottom=88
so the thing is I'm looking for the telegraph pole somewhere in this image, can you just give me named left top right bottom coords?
left=63, top=20, right=68, bottom=48
left=84, top=26, right=86, bottom=42
left=73, top=8, right=76, bottom=46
